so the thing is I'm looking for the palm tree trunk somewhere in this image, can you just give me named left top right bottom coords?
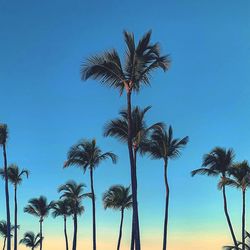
left=3, top=237, right=6, bottom=250
left=40, top=219, right=43, bottom=250
left=64, top=216, right=69, bottom=250
left=162, top=159, right=170, bottom=250
left=14, top=186, right=18, bottom=250
left=130, top=215, right=134, bottom=250
left=90, top=167, right=97, bottom=250
left=242, top=189, right=246, bottom=250
left=72, top=213, right=77, bottom=250
left=117, top=209, right=124, bottom=250
left=3, top=144, right=11, bottom=250
left=222, top=184, right=238, bottom=248
left=127, top=91, right=140, bottom=250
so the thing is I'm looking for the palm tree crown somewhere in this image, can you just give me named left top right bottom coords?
left=19, top=232, right=42, bottom=249
left=58, top=181, right=91, bottom=214
left=51, top=199, right=72, bottom=218
left=147, top=126, right=189, bottom=160
left=0, top=221, right=15, bottom=238
left=64, top=139, right=117, bottom=170
left=24, top=196, right=52, bottom=221
left=81, top=30, right=170, bottom=95
left=191, top=147, right=235, bottom=177
left=221, top=161, right=250, bottom=190
left=104, top=106, right=164, bottom=153
left=103, top=185, right=132, bottom=211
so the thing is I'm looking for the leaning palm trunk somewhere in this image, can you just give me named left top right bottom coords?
left=222, top=184, right=238, bottom=248
left=90, top=167, right=97, bottom=250
left=163, top=159, right=170, bottom=250
left=72, top=213, right=77, bottom=250
left=126, top=90, right=141, bottom=250
left=3, top=237, right=6, bottom=250
left=64, top=216, right=69, bottom=250
left=242, top=189, right=246, bottom=250
left=117, top=209, right=124, bottom=250
left=14, top=186, right=18, bottom=250
left=39, top=219, right=43, bottom=250
left=3, top=144, right=11, bottom=250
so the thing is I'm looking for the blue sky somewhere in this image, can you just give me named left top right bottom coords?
left=0, top=0, right=250, bottom=249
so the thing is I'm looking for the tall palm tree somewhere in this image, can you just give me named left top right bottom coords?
left=19, top=232, right=42, bottom=250
left=103, top=185, right=132, bottom=250
left=64, top=139, right=117, bottom=250
left=24, top=196, right=52, bottom=250
left=51, top=199, right=72, bottom=250
left=0, top=164, right=29, bottom=250
left=0, top=221, right=15, bottom=250
left=0, top=124, right=11, bottom=250
left=146, top=126, right=188, bottom=250
left=191, top=147, right=238, bottom=249
left=81, top=30, right=170, bottom=250
left=221, top=161, right=250, bottom=250
left=58, top=181, right=92, bottom=250
left=103, top=106, right=163, bottom=248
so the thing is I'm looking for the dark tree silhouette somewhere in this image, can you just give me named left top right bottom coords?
left=19, top=232, right=42, bottom=250
left=0, top=221, right=15, bottom=250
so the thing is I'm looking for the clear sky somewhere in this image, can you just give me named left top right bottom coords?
left=0, top=0, right=249, bottom=249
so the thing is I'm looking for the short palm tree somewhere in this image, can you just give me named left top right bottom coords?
left=146, top=126, right=188, bottom=250
left=103, top=185, right=132, bottom=250
left=0, top=221, right=15, bottom=250
left=19, top=232, right=42, bottom=250
left=103, top=105, right=163, bottom=247
left=0, top=124, right=11, bottom=250
left=64, top=139, right=117, bottom=250
left=24, top=196, right=52, bottom=250
left=221, top=161, right=250, bottom=250
left=81, top=30, right=170, bottom=250
left=0, top=164, right=29, bottom=250
left=51, top=199, right=72, bottom=250
left=191, top=147, right=238, bottom=249
left=58, top=181, right=92, bottom=250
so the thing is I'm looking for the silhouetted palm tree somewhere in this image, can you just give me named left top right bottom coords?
left=221, top=161, right=250, bottom=250
left=191, top=147, right=238, bottom=249
left=24, top=196, right=52, bottom=250
left=58, top=181, right=92, bottom=250
left=64, top=139, right=117, bottom=250
left=0, top=221, right=15, bottom=250
left=103, top=106, right=163, bottom=247
left=0, top=124, right=11, bottom=250
left=103, top=185, right=132, bottom=250
left=0, top=164, right=29, bottom=250
left=146, top=126, right=188, bottom=250
left=19, top=232, right=42, bottom=250
left=51, top=199, right=72, bottom=250
left=81, top=30, right=170, bottom=250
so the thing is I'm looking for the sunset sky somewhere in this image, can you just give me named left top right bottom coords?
left=0, top=0, right=250, bottom=249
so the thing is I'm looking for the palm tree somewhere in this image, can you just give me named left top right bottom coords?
left=103, top=185, right=132, bottom=250
left=103, top=106, right=163, bottom=248
left=0, top=164, right=29, bottom=250
left=58, top=181, right=92, bottom=250
left=81, top=30, right=170, bottom=250
left=0, top=221, right=15, bottom=250
left=64, top=139, right=117, bottom=250
left=0, top=124, right=11, bottom=250
left=24, top=196, right=52, bottom=250
left=146, top=126, right=188, bottom=250
left=221, top=161, right=250, bottom=250
left=19, top=232, right=42, bottom=250
left=51, top=199, right=72, bottom=250
left=191, top=147, right=238, bottom=249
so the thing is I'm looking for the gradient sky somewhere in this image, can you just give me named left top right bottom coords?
left=0, top=0, right=250, bottom=249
